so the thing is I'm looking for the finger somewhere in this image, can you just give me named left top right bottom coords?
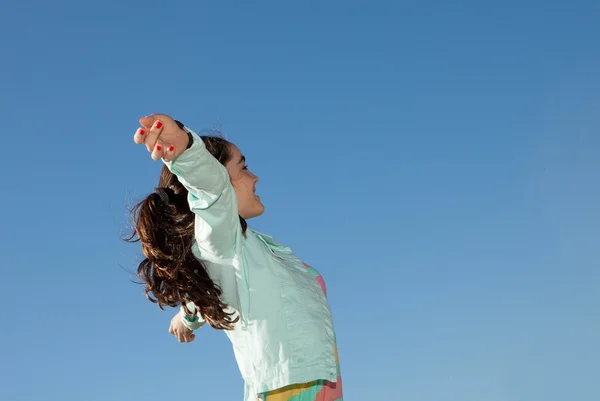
left=180, top=333, right=195, bottom=343
left=139, top=115, right=157, bottom=129
left=174, top=328, right=193, bottom=341
left=151, top=141, right=165, bottom=160
left=145, top=120, right=164, bottom=153
left=133, top=127, right=147, bottom=144
left=162, top=144, right=176, bottom=162
left=140, top=114, right=171, bottom=128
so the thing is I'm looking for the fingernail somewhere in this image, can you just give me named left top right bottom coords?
left=168, top=145, right=174, bottom=152
left=155, top=121, right=163, bottom=129
left=156, top=145, right=162, bottom=151
left=139, top=129, right=145, bottom=135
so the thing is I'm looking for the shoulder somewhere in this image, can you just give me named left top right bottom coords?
left=247, top=228, right=294, bottom=254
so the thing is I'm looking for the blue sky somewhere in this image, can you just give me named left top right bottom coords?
left=1, top=0, right=599, bottom=400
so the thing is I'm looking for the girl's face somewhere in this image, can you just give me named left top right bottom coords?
left=225, top=144, right=264, bottom=219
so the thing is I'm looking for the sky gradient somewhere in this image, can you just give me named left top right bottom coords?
left=1, top=1, right=599, bottom=400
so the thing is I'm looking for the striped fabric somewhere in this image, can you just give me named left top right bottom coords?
left=261, top=345, right=342, bottom=401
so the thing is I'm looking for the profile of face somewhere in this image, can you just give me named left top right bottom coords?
left=225, top=144, right=264, bottom=219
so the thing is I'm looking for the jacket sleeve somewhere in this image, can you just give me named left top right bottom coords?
left=163, top=127, right=240, bottom=261
left=180, top=302, right=206, bottom=331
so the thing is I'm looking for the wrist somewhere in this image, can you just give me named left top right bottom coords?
left=174, top=120, right=194, bottom=149
left=185, top=129, right=193, bottom=149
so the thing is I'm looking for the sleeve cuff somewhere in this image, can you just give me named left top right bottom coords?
left=180, top=304, right=206, bottom=331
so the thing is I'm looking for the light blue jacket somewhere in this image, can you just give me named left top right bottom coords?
left=164, top=128, right=338, bottom=399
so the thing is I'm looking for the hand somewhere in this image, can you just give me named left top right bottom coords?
left=169, top=311, right=196, bottom=343
left=133, top=113, right=190, bottom=161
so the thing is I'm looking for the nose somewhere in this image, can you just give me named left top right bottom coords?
left=252, top=173, right=259, bottom=184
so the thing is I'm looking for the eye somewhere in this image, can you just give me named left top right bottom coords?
left=243, top=165, right=249, bottom=170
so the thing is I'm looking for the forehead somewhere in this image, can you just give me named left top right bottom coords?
left=224, top=144, right=243, bottom=168
left=228, top=144, right=242, bottom=159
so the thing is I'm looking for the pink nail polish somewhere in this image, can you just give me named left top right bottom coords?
left=168, top=145, right=174, bottom=152
left=155, top=121, right=163, bottom=129
left=156, top=145, right=162, bottom=151
left=139, top=129, right=145, bottom=135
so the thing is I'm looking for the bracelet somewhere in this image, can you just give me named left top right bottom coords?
left=174, top=120, right=194, bottom=149
left=183, top=314, right=200, bottom=323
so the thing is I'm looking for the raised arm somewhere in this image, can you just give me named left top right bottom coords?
left=134, top=114, right=241, bottom=260
left=165, top=127, right=240, bottom=260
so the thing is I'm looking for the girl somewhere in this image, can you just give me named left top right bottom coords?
left=129, top=114, right=343, bottom=401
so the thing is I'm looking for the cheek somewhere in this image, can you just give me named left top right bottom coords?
left=232, top=182, right=251, bottom=201
left=231, top=176, right=254, bottom=199
left=240, top=177, right=254, bottom=193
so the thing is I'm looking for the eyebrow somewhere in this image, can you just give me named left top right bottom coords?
left=238, top=155, right=246, bottom=165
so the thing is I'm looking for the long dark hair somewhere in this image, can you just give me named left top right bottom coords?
left=126, top=135, right=246, bottom=330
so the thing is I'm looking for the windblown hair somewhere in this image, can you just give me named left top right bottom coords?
left=126, top=135, right=246, bottom=330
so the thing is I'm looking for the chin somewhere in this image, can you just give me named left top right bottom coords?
left=251, top=206, right=265, bottom=219
left=242, top=205, right=265, bottom=220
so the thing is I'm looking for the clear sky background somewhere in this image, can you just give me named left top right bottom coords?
left=1, top=1, right=599, bottom=400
